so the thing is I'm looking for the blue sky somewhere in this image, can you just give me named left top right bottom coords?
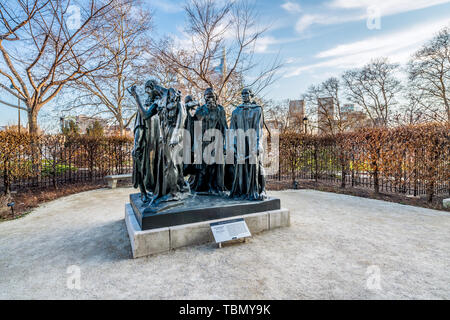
left=147, top=0, right=450, bottom=100
left=1, top=0, right=450, bottom=126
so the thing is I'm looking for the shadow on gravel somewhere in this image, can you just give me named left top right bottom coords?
left=61, top=219, right=132, bottom=264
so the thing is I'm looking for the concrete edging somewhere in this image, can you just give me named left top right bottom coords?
left=124, top=203, right=290, bottom=259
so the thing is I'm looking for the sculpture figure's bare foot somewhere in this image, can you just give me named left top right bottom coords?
left=141, top=191, right=155, bottom=204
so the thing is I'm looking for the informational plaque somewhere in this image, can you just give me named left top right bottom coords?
left=210, top=218, right=251, bottom=243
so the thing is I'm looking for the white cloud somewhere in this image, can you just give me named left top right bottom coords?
left=294, top=0, right=450, bottom=33
left=295, top=12, right=366, bottom=33
left=254, top=36, right=277, bottom=53
left=285, top=57, right=302, bottom=64
left=285, top=18, right=450, bottom=77
left=316, top=18, right=450, bottom=59
left=149, top=0, right=183, bottom=13
left=253, top=36, right=303, bottom=53
left=295, top=14, right=322, bottom=33
left=281, top=1, right=302, bottom=13
left=329, top=0, right=450, bottom=16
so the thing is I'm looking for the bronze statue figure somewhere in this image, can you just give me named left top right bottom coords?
left=190, top=88, right=228, bottom=195
left=128, top=78, right=268, bottom=216
left=129, top=80, right=161, bottom=202
left=152, top=87, right=190, bottom=204
left=129, top=81, right=189, bottom=210
left=183, top=95, right=199, bottom=177
left=229, top=88, right=266, bottom=200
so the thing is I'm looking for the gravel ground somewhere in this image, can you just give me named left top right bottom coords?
left=1, top=188, right=449, bottom=299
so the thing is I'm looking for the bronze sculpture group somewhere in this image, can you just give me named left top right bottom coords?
left=129, top=81, right=266, bottom=210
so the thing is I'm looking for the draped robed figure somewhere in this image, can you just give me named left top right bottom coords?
left=130, top=80, right=160, bottom=202
left=229, top=89, right=266, bottom=201
left=190, top=88, right=228, bottom=194
left=152, top=88, right=189, bottom=202
left=129, top=81, right=189, bottom=205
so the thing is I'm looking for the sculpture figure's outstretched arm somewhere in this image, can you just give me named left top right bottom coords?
left=128, top=85, right=158, bottom=120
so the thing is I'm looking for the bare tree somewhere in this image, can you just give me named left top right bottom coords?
left=303, top=77, right=361, bottom=135
left=263, top=99, right=290, bottom=133
left=342, top=58, right=402, bottom=127
left=146, top=54, right=179, bottom=89
left=0, top=0, right=116, bottom=136
left=392, top=87, right=428, bottom=126
left=65, top=0, right=152, bottom=135
left=407, top=27, right=450, bottom=123
left=303, top=83, right=323, bottom=134
left=149, top=0, right=281, bottom=114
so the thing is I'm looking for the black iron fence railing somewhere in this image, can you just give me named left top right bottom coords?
left=269, top=124, right=449, bottom=202
left=0, top=133, right=133, bottom=193
left=1, top=123, right=449, bottom=202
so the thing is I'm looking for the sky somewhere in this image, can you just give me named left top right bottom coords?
left=1, top=0, right=450, bottom=127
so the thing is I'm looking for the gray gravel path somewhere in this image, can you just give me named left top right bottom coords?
left=1, top=188, right=449, bottom=299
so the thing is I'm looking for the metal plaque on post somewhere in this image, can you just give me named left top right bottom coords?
left=210, top=218, right=251, bottom=244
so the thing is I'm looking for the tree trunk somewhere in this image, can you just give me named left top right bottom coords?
left=446, top=101, right=449, bottom=124
left=115, top=113, right=125, bottom=136
left=427, top=181, right=434, bottom=203
left=28, top=108, right=39, bottom=136
left=314, top=145, right=318, bottom=182
left=413, top=149, right=418, bottom=196
left=427, top=152, right=439, bottom=203
left=340, top=150, right=346, bottom=188
left=443, top=84, right=450, bottom=123
left=3, top=159, right=10, bottom=195
left=52, top=162, right=57, bottom=189
left=373, top=164, right=379, bottom=194
left=291, top=159, right=296, bottom=186
left=27, top=107, right=41, bottom=178
left=351, top=153, right=355, bottom=187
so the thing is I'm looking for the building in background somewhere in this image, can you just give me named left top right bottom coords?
left=0, top=124, right=30, bottom=133
left=60, top=114, right=132, bottom=137
left=341, top=110, right=370, bottom=131
left=317, top=97, right=334, bottom=135
left=104, top=125, right=132, bottom=137
left=287, top=100, right=304, bottom=132
left=316, top=100, right=374, bottom=134
left=341, top=103, right=355, bottom=113
left=340, top=103, right=372, bottom=131
left=61, top=115, right=100, bottom=134
left=74, top=115, right=101, bottom=134
left=213, top=47, right=227, bottom=86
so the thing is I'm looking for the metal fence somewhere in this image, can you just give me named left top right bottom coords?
left=0, top=134, right=133, bottom=192
left=1, top=127, right=449, bottom=200
left=267, top=143, right=449, bottom=197
left=267, top=128, right=449, bottom=201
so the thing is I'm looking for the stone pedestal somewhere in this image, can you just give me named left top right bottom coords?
left=124, top=202, right=290, bottom=259
left=129, top=193, right=281, bottom=230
